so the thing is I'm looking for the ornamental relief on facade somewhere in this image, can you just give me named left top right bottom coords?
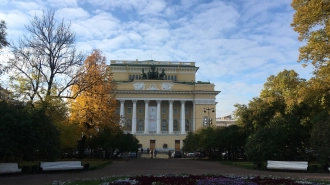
left=133, top=82, right=173, bottom=91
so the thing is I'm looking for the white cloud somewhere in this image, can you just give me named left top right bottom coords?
left=47, top=0, right=77, bottom=8
left=0, top=0, right=313, bottom=117
left=56, top=7, right=90, bottom=21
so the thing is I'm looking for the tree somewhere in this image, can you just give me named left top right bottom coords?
left=0, top=20, right=9, bottom=50
left=291, top=0, right=330, bottom=68
left=310, top=111, right=330, bottom=170
left=6, top=10, right=85, bottom=106
left=0, top=101, right=61, bottom=161
left=69, top=49, right=118, bottom=137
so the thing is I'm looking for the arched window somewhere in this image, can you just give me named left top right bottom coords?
left=185, top=119, right=190, bottom=132
left=173, top=119, right=179, bottom=131
left=170, top=75, right=173, bottom=80
left=161, top=119, right=168, bottom=131
left=138, top=119, right=144, bottom=131
left=126, top=119, right=132, bottom=130
left=173, top=75, right=177, bottom=81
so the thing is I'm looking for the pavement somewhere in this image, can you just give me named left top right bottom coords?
left=1, top=153, right=330, bottom=185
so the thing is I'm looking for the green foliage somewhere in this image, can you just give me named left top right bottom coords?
left=88, top=126, right=139, bottom=158
left=310, top=111, right=330, bottom=167
left=183, top=126, right=246, bottom=159
left=0, top=101, right=61, bottom=161
left=245, top=116, right=305, bottom=163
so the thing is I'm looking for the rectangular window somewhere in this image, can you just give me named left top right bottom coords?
left=174, top=108, right=178, bottom=114
left=162, top=107, right=166, bottom=114
left=127, top=107, right=132, bottom=114
left=138, top=108, right=143, bottom=114
left=185, top=108, right=189, bottom=114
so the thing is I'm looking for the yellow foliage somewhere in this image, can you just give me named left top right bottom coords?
left=69, top=49, right=119, bottom=137
left=291, top=0, right=330, bottom=67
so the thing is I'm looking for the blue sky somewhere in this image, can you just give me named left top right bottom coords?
left=0, top=0, right=313, bottom=117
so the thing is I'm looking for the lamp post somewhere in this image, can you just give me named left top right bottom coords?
left=203, top=107, right=215, bottom=127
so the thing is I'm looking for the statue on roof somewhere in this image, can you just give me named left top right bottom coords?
left=140, top=63, right=166, bottom=80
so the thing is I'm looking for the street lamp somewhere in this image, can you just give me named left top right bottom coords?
left=203, top=107, right=215, bottom=127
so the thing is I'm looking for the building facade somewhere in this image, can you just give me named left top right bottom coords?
left=109, top=60, right=220, bottom=152
left=216, top=115, right=236, bottom=127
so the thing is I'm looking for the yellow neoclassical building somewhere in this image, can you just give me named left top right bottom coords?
left=109, top=59, right=220, bottom=152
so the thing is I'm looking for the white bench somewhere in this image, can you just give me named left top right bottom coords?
left=0, top=163, right=22, bottom=173
left=266, top=160, right=308, bottom=171
left=40, top=161, right=84, bottom=171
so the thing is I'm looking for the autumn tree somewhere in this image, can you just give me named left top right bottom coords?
left=291, top=0, right=330, bottom=68
left=5, top=10, right=85, bottom=107
left=70, top=49, right=119, bottom=137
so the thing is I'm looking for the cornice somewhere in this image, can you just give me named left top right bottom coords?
left=114, top=90, right=220, bottom=95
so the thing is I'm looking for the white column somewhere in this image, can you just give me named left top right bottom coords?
left=144, top=100, right=149, bottom=134
left=156, top=100, right=161, bottom=134
left=180, top=100, right=186, bottom=134
left=169, top=100, right=174, bottom=134
left=132, top=100, right=137, bottom=134
left=120, top=100, right=125, bottom=127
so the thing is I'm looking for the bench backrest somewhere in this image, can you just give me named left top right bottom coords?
left=40, top=161, right=82, bottom=168
left=267, top=160, right=308, bottom=168
left=0, top=163, right=20, bottom=172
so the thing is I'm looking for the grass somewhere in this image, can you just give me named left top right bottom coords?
left=220, top=160, right=258, bottom=170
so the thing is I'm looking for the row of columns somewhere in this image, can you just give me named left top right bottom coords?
left=119, top=100, right=189, bottom=134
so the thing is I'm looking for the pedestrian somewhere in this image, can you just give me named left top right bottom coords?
left=141, top=148, right=143, bottom=153
left=154, top=149, right=157, bottom=158
left=147, top=148, right=149, bottom=154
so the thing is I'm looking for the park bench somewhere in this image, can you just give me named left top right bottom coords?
left=40, top=161, right=84, bottom=172
left=266, top=160, right=308, bottom=171
left=0, top=163, right=22, bottom=174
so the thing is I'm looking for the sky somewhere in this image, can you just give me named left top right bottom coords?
left=0, top=0, right=314, bottom=117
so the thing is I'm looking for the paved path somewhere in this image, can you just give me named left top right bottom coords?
left=1, top=154, right=330, bottom=185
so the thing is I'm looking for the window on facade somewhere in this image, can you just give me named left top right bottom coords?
left=174, top=75, right=177, bottom=81
left=161, top=119, right=167, bottom=131
left=127, top=107, right=132, bottom=114
left=174, top=108, right=178, bottom=114
left=185, top=108, right=189, bottom=114
left=126, top=119, right=132, bottom=130
left=138, top=108, right=143, bottom=114
left=185, top=119, right=190, bottom=132
left=138, top=120, right=144, bottom=131
left=173, top=119, right=179, bottom=131
left=162, top=107, right=166, bottom=114
left=170, top=75, right=173, bottom=80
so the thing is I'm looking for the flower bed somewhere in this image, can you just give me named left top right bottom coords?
left=105, top=174, right=327, bottom=185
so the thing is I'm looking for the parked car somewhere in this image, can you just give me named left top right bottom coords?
left=195, top=152, right=206, bottom=158
left=171, top=151, right=182, bottom=158
left=184, top=152, right=195, bottom=158
left=128, top=151, right=137, bottom=158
